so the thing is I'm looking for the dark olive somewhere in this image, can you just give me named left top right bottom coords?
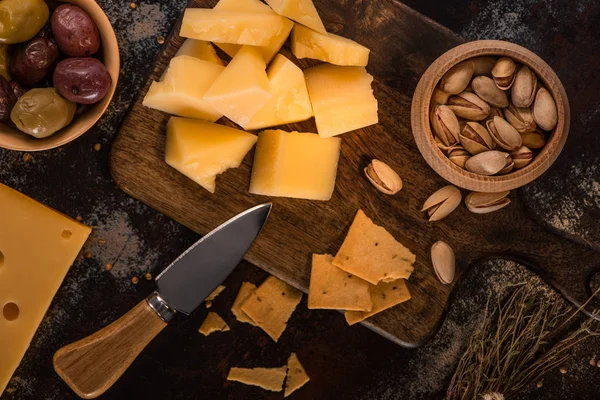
left=0, top=0, right=49, bottom=44
left=10, top=37, right=59, bottom=87
left=51, top=5, right=100, bottom=57
left=10, top=88, right=76, bottom=138
left=0, top=44, right=10, bottom=80
left=0, top=76, right=17, bottom=121
left=53, top=57, right=112, bottom=104
left=10, top=80, right=26, bottom=99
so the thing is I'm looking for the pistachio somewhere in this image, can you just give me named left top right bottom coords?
left=421, top=185, right=462, bottom=222
left=471, top=56, right=497, bottom=76
left=465, top=191, right=511, bottom=214
left=447, top=92, right=491, bottom=121
left=432, top=88, right=451, bottom=106
left=533, top=88, right=558, bottom=131
left=472, top=76, right=509, bottom=108
left=464, top=151, right=510, bottom=176
left=431, top=241, right=455, bottom=284
left=503, top=104, right=537, bottom=133
left=430, top=105, right=460, bottom=146
left=435, top=136, right=462, bottom=154
left=486, top=116, right=522, bottom=151
left=510, top=145, right=533, bottom=169
left=448, top=147, right=470, bottom=169
left=491, top=57, right=516, bottom=90
left=459, top=121, right=494, bottom=155
left=497, top=156, right=515, bottom=175
left=364, top=159, right=403, bottom=195
left=511, top=65, right=537, bottom=107
left=520, top=129, right=546, bottom=149
left=439, top=61, right=475, bottom=94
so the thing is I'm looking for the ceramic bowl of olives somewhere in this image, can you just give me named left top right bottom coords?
left=0, top=0, right=119, bottom=151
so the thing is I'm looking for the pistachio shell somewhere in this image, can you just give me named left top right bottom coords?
left=472, top=76, right=509, bottom=108
left=431, top=241, right=455, bottom=284
left=448, top=147, right=470, bottom=169
left=422, top=185, right=462, bottom=222
left=465, top=191, right=511, bottom=214
left=491, top=57, right=516, bottom=90
left=364, top=160, right=403, bottom=195
left=430, top=105, right=460, bottom=146
left=511, top=65, right=537, bottom=107
left=510, top=145, right=533, bottom=169
left=497, top=158, right=515, bottom=175
left=439, top=61, right=475, bottom=94
left=432, top=88, right=451, bottom=106
left=471, top=56, right=497, bottom=76
left=520, top=130, right=546, bottom=149
left=503, top=104, right=537, bottom=133
left=464, top=151, right=510, bottom=176
left=459, top=121, right=493, bottom=155
left=447, top=92, right=491, bottom=121
left=435, top=137, right=462, bottom=154
left=486, top=116, right=522, bottom=151
left=533, top=88, right=558, bottom=131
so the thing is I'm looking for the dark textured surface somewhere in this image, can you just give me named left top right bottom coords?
left=1, top=0, right=599, bottom=399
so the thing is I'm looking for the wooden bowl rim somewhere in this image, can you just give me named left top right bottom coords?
left=0, top=0, right=120, bottom=152
left=411, top=40, right=570, bottom=192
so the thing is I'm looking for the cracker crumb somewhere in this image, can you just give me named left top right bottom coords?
left=131, top=276, right=139, bottom=284
left=98, top=239, right=106, bottom=246
left=536, top=380, right=543, bottom=388
left=105, top=263, right=113, bottom=271
left=94, top=143, right=101, bottom=151
left=157, top=35, right=165, bottom=44
left=84, top=251, right=93, bottom=259
left=144, top=272, right=152, bottom=281
left=22, top=153, right=32, bottom=162
left=130, top=2, right=136, bottom=9
left=76, top=215, right=83, bottom=222
left=589, top=356, right=596, bottom=366
left=559, top=366, right=567, bottom=374
left=596, top=360, right=600, bottom=368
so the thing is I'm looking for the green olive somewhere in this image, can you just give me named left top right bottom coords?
left=0, top=0, right=49, bottom=44
left=11, top=88, right=76, bottom=138
left=0, top=44, right=10, bottom=80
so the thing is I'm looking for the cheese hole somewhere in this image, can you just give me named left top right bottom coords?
left=0, top=250, right=4, bottom=268
left=62, top=229, right=72, bottom=239
left=3, top=302, right=19, bottom=321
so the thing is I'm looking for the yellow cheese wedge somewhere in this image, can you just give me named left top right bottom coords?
left=143, top=55, right=224, bottom=121
left=213, top=0, right=293, bottom=63
left=243, top=54, right=313, bottom=130
left=249, top=130, right=341, bottom=201
left=175, top=39, right=223, bottom=65
left=203, top=46, right=272, bottom=127
left=304, top=64, right=378, bottom=138
left=265, top=0, right=326, bottom=34
left=180, top=9, right=284, bottom=46
left=291, top=24, right=370, bottom=67
left=165, top=117, right=257, bottom=193
left=0, top=184, right=91, bottom=395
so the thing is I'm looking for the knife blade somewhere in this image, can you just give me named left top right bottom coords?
left=53, top=203, right=271, bottom=399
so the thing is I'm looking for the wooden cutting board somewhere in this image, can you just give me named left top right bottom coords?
left=110, top=0, right=600, bottom=346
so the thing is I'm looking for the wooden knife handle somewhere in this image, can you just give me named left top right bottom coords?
left=53, top=298, right=168, bottom=399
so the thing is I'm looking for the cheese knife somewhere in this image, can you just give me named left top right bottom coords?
left=53, top=203, right=272, bottom=399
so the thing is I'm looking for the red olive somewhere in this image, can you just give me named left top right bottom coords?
left=10, top=37, right=59, bottom=87
left=51, top=4, right=100, bottom=57
left=53, top=57, right=112, bottom=104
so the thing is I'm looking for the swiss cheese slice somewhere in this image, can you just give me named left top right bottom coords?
left=304, top=64, right=378, bottom=138
left=265, top=0, right=326, bottom=34
left=291, top=24, right=370, bottom=67
left=0, top=184, right=91, bottom=395
left=143, top=55, right=224, bottom=121
left=180, top=9, right=284, bottom=46
left=249, top=130, right=341, bottom=201
left=243, top=54, right=313, bottom=130
left=175, top=39, right=224, bottom=65
left=203, top=46, right=272, bottom=127
left=213, top=0, right=293, bottom=63
left=165, top=117, right=257, bottom=193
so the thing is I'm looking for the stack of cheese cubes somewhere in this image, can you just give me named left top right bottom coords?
left=143, top=0, right=378, bottom=201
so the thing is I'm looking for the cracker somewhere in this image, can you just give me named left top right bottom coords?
left=308, top=254, right=372, bottom=311
left=345, top=279, right=411, bottom=325
left=205, top=284, right=226, bottom=308
left=284, top=353, right=310, bottom=397
left=227, top=366, right=287, bottom=392
left=241, top=276, right=302, bottom=342
left=231, top=282, right=258, bottom=325
left=198, top=312, right=230, bottom=336
left=333, top=210, right=416, bottom=284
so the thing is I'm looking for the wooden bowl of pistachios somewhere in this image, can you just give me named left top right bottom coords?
left=411, top=40, right=570, bottom=192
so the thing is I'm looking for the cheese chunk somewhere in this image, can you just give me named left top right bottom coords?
left=0, top=184, right=91, bottom=395
left=180, top=9, right=284, bottom=46
left=243, top=54, right=313, bottom=130
left=291, top=24, right=370, bottom=67
left=249, top=130, right=341, bottom=201
left=203, top=46, right=272, bottom=127
left=165, top=117, right=257, bottom=193
left=213, top=0, right=293, bottom=63
left=143, top=55, right=224, bottom=121
left=175, top=39, right=223, bottom=65
left=265, top=0, right=326, bottom=34
left=304, top=64, right=378, bottom=138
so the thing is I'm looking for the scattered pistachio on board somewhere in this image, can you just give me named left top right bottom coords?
left=465, top=191, right=511, bottom=214
left=430, top=241, right=455, bottom=284
left=364, top=159, right=402, bottom=195
left=422, top=185, right=462, bottom=222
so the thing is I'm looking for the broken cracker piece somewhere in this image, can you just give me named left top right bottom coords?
left=199, top=312, right=230, bottom=336
left=285, top=353, right=310, bottom=397
left=231, top=282, right=258, bottom=325
left=227, top=366, right=287, bottom=392
left=241, top=276, right=302, bottom=342
left=308, top=254, right=372, bottom=311
left=345, top=279, right=411, bottom=325
left=333, top=209, right=416, bottom=284
left=205, top=285, right=226, bottom=309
